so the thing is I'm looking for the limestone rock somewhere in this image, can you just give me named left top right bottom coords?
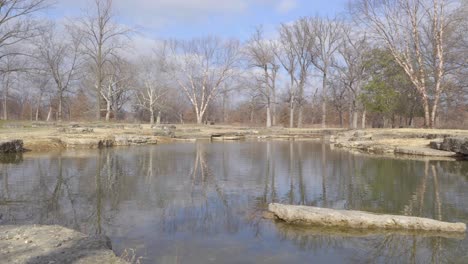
left=394, top=146, right=458, bottom=157
left=269, top=203, right=466, bottom=233
left=0, top=225, right=128, bottom=264
left=440, top=137, right=468, bottom=155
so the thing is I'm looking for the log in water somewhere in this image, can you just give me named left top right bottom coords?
left=269, top=203, right=466, bottom=233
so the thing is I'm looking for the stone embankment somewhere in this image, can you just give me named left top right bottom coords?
left=329, top=129, right=468, bottom=158
left=269, top=203, right=466, bottom=233
left=0, top=225, right=128, bottom=264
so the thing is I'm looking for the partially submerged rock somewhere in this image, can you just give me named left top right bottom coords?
left=439, top=137, right=468, bottom=155
left=269, top=203, right=466, bottom=233
left=0, top=140, right=25, bottom=153
left=394, top=146, right=458, bottom=157
left=0, top=225, right=128, bottom=264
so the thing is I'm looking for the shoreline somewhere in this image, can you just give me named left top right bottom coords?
left=0, top=122, right=467, bottom=159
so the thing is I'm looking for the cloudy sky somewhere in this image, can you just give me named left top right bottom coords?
left=47, top=0, right=348, bottom=40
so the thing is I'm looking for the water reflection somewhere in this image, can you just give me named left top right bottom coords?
left=0, top=142, right=467, bottom=263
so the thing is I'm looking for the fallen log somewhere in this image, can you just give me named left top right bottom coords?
left=269, top=203, right=466, bottom=233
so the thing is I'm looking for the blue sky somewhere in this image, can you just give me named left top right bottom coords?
left=49, top=0, right=349, bottom=40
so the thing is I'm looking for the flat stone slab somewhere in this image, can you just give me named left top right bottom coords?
left=269, top=203, right=466, bottom=233
left=0, top=225, right=128, bottom=264
left=394, top=146, right=458, bottom=157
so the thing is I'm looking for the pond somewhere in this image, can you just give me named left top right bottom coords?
left=0, top=141, right=467, bottom=263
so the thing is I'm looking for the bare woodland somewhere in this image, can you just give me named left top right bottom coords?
left=0, top=0, right=467, bottom=128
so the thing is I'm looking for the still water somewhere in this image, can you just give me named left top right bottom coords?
left=0, top=141, right=467, bottom=263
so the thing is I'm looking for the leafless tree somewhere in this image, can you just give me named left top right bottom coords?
left=336, top=28, right=369, bottom=129
left=308, top=16, right=343, bottom=128
left=245, top=27, right=279, bottom=128
left=36, top=23, right=82, bottom=121
left=0, top=0, right=48, bottom=64
left=135, top=49, right=169, bottom=124
left=352, top=0, right=452, bottom=128
left=75, top=0, right=130, bottom=121
left=101, top=56, right=132, bottom=121
left=276, top=19, right=315, bottom=128
left=169, top=36, right=240, bottom=125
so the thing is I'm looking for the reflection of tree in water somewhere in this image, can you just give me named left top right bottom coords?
left=0, top=142, right=467, bottom=263
left=159, top=142, right=240, bottom=236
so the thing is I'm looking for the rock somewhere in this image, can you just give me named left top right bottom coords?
left=394, top=146, right=458, bottom=157
left=60, top=138, right=114, bottom=149
left=153, top=130, right=175, bottom=138
left=261, top=211, right=277, bottom=220
left=0, top=140, right=25, bottom=153
left=440, top=137, right=468, bottom=155
left=114, top=135, right=155, bottom=146
left=429, top=140, right=443, bottom=150
left=0, top=225, right=128, bottom=264
left=268, top=203, right=466, bottom=233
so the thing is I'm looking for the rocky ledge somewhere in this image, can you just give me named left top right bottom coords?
left=0, top=225, right=128, bottom=264
left=430, top=137, right=468, bottom=156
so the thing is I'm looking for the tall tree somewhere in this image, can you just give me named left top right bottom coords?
left=76, top=0, right=130, bottom=121
left=336, top=28, right=369, bottom=129
left=276, top=18, right=315, bottom=128
left=0, top=0, right=49, bottom=120
left=169, top=36, right=240, bottom=125
left=353, top=0, right=452, bottom=128
left=309, top=16, right=343, bottom=128
left=36, top=23, right=82, bottom=122
left=245, top=27, right=279, bottom=128
left=135, top=49, right=169, bottom=125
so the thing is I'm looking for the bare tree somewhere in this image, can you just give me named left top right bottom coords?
left=245, top=27, right=279, bottom=128
left=101, top=56, right=131, bottom=121
left=135, top=51, right=169, bottom=124
left=276, top=19, right=315, bottom=128
left=76, top=0, right=130, bottom=121
left=353, top=0, right=452, bottom=128
left=169, top=36, right=240, bottom=125
left=36, top=23, right=82, bottom=122
left=0, top=0, right=48, bottom=64
left=336, top=28, right=369, bottom=129
left=0, top=0, right=48, bottom=120
left=28, top=72, right=50, bottom=121
left=308, top=16, right=343, bottom=128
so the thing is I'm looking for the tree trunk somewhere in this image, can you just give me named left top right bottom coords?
left=35, top=93, right=42, bottom=121
left=46, top=106, right=53, bottom=122
left=196, top=113, right=203, bottom=125
left=58, top=92, right=63, bottom=122
left=266, top=104, right=272, bottom=128
left=422, top=95, right=431, bottom=128
left=149, top=108, right=155, bottom=125
left=272, top=89, right=277, bottom=126
left=289, top=106, right=294, bottom=129
left=297, top=105, right=303, bottom=128
left=156, top=111, right=161, bottom=125
left=361, top=110, right=366, bottom=129
left=3, top=92, right=7, bottom=120
left=105, top=100, right=111, bottom=122
left=352, top=110, right=358, bottom=130
left=321, top=72, right=327, bottom=128
left=339, top=110, right=344, bottom=128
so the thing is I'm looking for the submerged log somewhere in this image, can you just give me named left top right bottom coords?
left=269, top=203, right=466, bottom=233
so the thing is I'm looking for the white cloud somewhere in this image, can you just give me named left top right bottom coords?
left=275, top=0, right=298, bottom=14
left=56, top=0, right=298, bottom=31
